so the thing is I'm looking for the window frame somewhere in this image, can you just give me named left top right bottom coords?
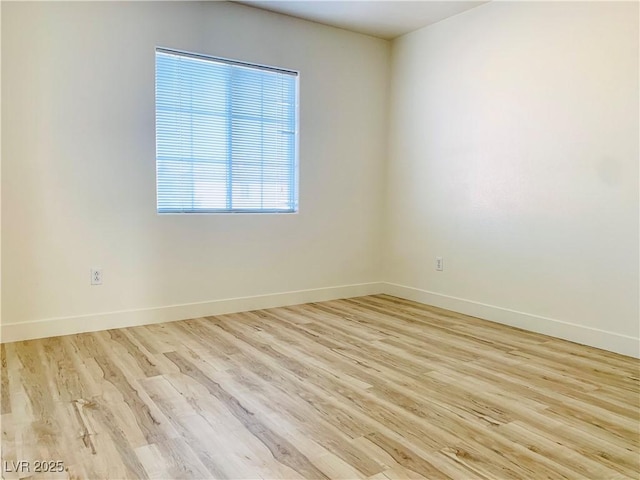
left=155, top=47, right=300, bottom=215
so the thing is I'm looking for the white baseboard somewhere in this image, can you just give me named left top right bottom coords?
left=3, top=281, right=637, bottom=359
left=383, top=282, right=640, bottom=359
left=0, top=282, right=385, bottom=343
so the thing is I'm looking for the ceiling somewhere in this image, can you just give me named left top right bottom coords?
left=234, top=1, right=488, bottom=40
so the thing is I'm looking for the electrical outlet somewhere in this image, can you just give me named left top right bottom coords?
left=91, top=268, right=103, bottom=285
left=435, top=257, right=443, bottom=271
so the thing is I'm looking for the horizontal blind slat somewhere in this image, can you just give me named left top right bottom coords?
left=156, top=48, right=298, bottom=213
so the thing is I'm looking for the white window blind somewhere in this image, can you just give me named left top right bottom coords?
left=155, top=48, right=298, bottom=213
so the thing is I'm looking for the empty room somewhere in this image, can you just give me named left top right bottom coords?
left=1, top=0, right=639, bottom=478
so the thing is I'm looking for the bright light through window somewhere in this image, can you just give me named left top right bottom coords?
left=155, top=48, right=299, bottom=213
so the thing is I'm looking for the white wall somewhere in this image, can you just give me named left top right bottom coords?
left=385, top=1, right=639, bottom=356
left=3, top=1, right=638, bottom=358
left=1, top=1, right=389, bottom=338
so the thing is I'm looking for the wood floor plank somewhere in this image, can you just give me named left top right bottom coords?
left=1, top=295, right=638, bottom=479
left=442, top=360, right=639, bottom=449
left=1, top=344, right=10, bottom=415
left=209, top=367, right=385, bottom=477
left=135, top=440, right=211, bottom=480
left=500, top=419, right=637, bottom=478
left=164, top=351, right=330, bottom=479
left=365, top=431, right=451, bottom=480
left=103, top=329, right=161, bottom=379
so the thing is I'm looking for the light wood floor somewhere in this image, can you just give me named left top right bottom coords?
left=1, top=295, right=639, bottom=479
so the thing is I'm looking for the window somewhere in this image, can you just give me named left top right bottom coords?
left=155, top=48, right=299, bottom=213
